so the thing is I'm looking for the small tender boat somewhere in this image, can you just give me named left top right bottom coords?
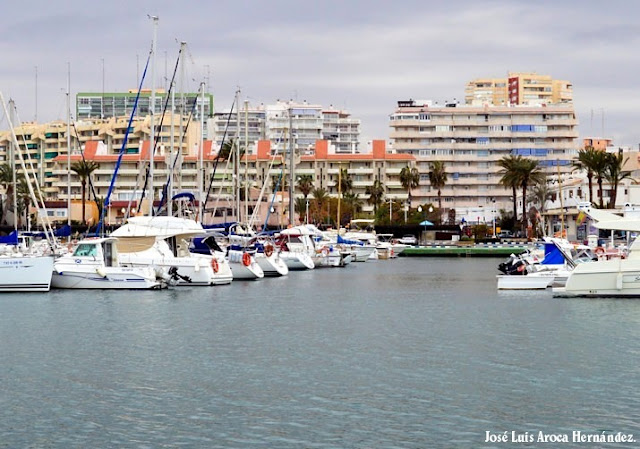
left=51, top=237, right=163, bottom=289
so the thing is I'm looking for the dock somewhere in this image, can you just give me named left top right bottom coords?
left=400, top=243, right=530, bottom=257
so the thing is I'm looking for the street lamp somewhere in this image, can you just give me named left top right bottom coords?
left=492, top=199, right=496, bottom=238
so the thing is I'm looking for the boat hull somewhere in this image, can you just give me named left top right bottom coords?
left=496, top=273, right=555, bottom=290
left=555, top=259, right=640, bottom=297
left=52, top=267, right=162, bottom=289
left=0, top=255, right=54, bottom=292
left=255, top=254, right=289, bottom=277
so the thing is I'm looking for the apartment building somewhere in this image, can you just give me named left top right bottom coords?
left=76, top=90, right=213, bottom=121
left=465, top=72, right=573, bottom=106
left=212, top=100, right=361, bottom=156
left=389, top=99, right=579, bottom=222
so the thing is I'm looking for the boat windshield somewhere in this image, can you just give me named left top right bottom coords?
left=74, top=244, right=98, bottom=257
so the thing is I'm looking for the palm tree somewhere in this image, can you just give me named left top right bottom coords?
left=365, top=179, right=384, bottom=214
left=341, top=191, right=363, bottom=223
left=0, top=163, right=14, bottom=225
left=216, top=138, right=245, bottom=161
left=428, top=161, right=447, bottom=211
left=572, top=146, right=600, bottom=205
left=71, top=160, right=100, bottom=225
left=311, top=187, right=329, bottom=223
left=294, top=197, right=307, bottom=223
left=591, top=150, right=610, bottom=208
left=531, top=178, right=552, bottom=216
left=296, top=174, right=314, bottom=199
left=338, top=168, right=352, bottom=194
left=15, top=175, right=30, bottom=228
left=399, top=165, right=420, bottom=206
left=516, top=158, right=545, bottom=233
left=270, top=173, right=288, bottom=193
left=497, top=155, right=523, bottom=228
left=604, top=152, right=631, bottom=208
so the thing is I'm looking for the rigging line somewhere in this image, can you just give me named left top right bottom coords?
left=139, top=83, right=199, bottom=215
left=202, top=98, right=236, bottom=214
left=70, top=121, right=99, bottom=207
left=135, top=49, right=183, bottom=218
left=208, top=149, right=234, bottom=222
left=155, top=81, right=202, bottom=215
left=95, top=45, right=152, bottom=236
left=0, top=94, right=55, bottom=249
left=13, top=108, right=57, bottom=241
left=248, top=129, right=285, bottom=228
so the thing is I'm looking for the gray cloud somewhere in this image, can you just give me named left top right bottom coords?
left=2, top=0, right=639, bottom=147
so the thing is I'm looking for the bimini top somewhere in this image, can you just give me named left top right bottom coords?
left=111, top=216, right=205, bottom=239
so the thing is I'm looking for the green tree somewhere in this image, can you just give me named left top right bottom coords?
left=604, top=152, right=631, bottom=208
left=428, top=161, right=448, bottom=213
left=572, top=146, right=601, bottom=205
left=15, top=175, right=30, bottom=228
left=497, top=155, right=523, bottom=228
left=296, top=174, right=314, bottom=199
left=216, top=138, right=246, bottom=161
left=516, top=158, right=544, bottom=233
left=399, top=165, right=420, bottom=206
left=365, top=179, right=385, bottom=214
left=311, top=187, right=329, bottom=224
left=531, top=178, right=552, bottom=236
left=294, top=197, right=307, bottom=223
left=270, top=173, right=288, bottom=193
left=341, top=191, right=363, bottom=223
left=0, top=163, right=15, bottom=225
left=338, top=168, right=352, bottom=194
left=71, top=160, right=100, bottom=225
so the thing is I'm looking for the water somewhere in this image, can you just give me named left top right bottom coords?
left=1, top=258, right=640, bottom=448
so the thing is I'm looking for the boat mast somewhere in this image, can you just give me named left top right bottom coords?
left=288, top=106, right=294, bottom=226
left=66, top=63, right=71, bottom=228
left=244, top=99, right=249, bottom=224
left=178, top=41, right=186, bottom=218
left=9, top=99, right=17, bottom=232
left=235, top=88, right=240, bottom=223
left=148, top=15, right=158, bottom=216
left=199, top=81, right=205, bottom=222
left=168, top=76, right=175, bottom=217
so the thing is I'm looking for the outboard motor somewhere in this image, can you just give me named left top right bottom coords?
left=498, top=254, right=527, bottom=275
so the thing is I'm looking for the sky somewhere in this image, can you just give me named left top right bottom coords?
left=2, top=0, right=640, bottom=148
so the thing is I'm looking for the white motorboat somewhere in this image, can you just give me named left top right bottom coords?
left=111, top=216, right=233, bottom=286
left=51, top=237, right=163, bottom=289
left=497, top=238, right=593, bottom=290
left=553, top=209, right=640, bottom=297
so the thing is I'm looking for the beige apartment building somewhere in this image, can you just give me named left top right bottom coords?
left=389, top=100, right=579, bottom=223
left=465, top=72, right=573, bottom=106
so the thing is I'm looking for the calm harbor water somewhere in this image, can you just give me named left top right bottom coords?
left=1, top=257, right=640, bottom=448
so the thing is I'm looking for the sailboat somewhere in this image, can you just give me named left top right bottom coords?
left=0, top=93, right=55, bottom=292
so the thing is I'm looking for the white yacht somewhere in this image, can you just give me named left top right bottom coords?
left=51, top=237, right=163, bottom=289
left=111, top=216, right=233, bottom=286
left=275, top=226, right=316, bottom=270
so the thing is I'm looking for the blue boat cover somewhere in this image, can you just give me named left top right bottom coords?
left=337, top=235, right=364, bottom=246
left=0, top=230, right=18, bottom=245
left=541, top=242, right=565, bottom=265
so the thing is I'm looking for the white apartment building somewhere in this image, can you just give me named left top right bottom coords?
left=212, top=100, right=361, bottom=156
left=389, top=99, right=580, bottom=222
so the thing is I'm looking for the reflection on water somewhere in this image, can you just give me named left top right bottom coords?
left=1, top=258, right=640, bottom=447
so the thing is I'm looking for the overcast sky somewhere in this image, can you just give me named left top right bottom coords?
left=2, top=0, right=639, bottom=148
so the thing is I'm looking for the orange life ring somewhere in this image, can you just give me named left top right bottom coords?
left=242, top=252, right=252, bottom=267
left=321, top=247, right=329, bottom=257
left=264, top=244, right=274, bottom=258
left=595, top=247, right=605, bottom=256
left=210, top=258, right=219, bottom=273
